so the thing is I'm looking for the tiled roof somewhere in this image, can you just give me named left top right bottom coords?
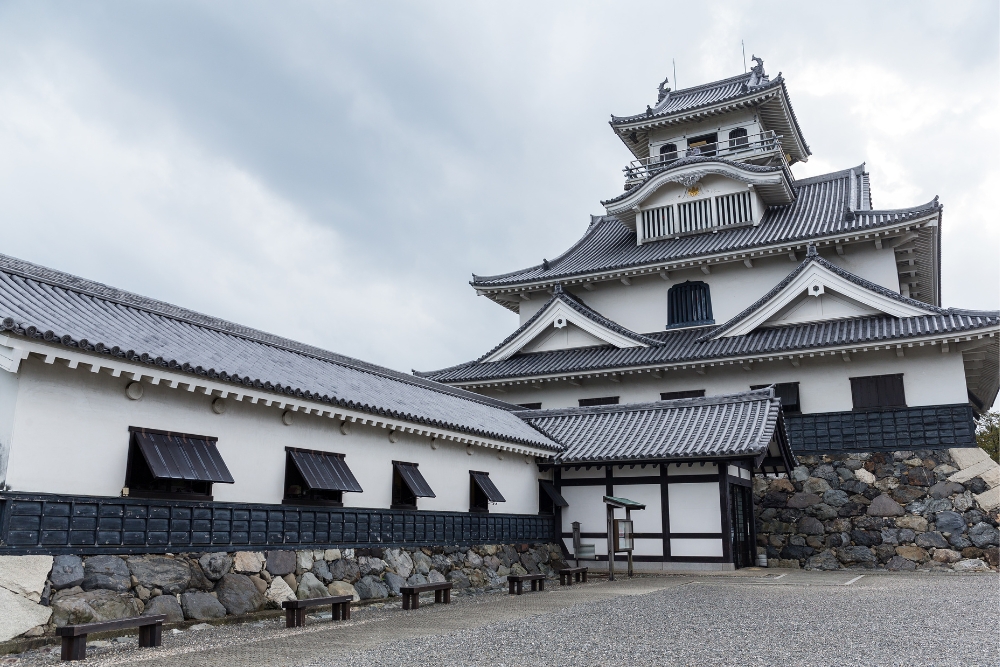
left=0, top=254, right=560, bottom=451
left=611, top=73, right=774, bottom=124
left=420, top=311, right=998, bottom=384
left=699, top=245, right=944, bottom=341
left=519, top=389, right=782, bottom=463
left=472, top=166, right=937, bottom=289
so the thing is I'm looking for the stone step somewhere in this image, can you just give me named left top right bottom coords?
left=949, top=447, right=991, bottom=470
left=948, top=459, right=999, bottom=484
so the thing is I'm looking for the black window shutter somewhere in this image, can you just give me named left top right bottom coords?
left=851, top=375, right=905, bottom=410
left=667, top=281, right=713, bottom=327
left=877, top=374, right=906, bottom=407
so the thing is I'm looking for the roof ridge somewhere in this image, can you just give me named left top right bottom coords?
left=792, top=163, right=866, bottom=187
left=0, top=253, right=522, bottom=414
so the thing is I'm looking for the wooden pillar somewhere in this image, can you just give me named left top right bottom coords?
left=626, top=507, right=633, bottom=578
left=606, top=503, right=615, bottom=582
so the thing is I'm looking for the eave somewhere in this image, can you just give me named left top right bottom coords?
left=476, top=214, right=941, bottom=311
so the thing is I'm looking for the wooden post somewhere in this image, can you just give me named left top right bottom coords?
left=626, top=507, right=634, bottom=578
left=606, top=504, right=615, bottom=581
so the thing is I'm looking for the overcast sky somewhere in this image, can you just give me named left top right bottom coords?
left=0, top=1, right=997, bottom=378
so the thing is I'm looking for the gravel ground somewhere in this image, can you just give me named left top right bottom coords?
left=4, top=571, right=998, bottom=667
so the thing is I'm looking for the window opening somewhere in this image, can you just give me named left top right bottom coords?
left=392, top=461, right=435, bottom=510
left=658, top=142, right=678, bottom=163
left=470, top=471, right=506, bottom=513
left=579, top=396, right=619, bottom=407
left=283, top=447, right=362, bottom=507
left=667, top=281, right=714, bottom=328
left=751, top=383, right=801, bottom=414
left=124, top=427, right=234, bottom=501
left=517, top=402, right=542, bottom=410
left=728, top=127, right=749, bottom=149
left=538, top=481, right=568, bottom=515
left=660, top=389, right=706, bottom=401
left=685, top=133, right=718, bottom=157
left=850, top=374, right=906, bottom=410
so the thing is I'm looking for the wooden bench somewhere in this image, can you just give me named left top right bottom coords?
left=558, top=566, right=589, bottom=585
left=55, top=614, right=166, bottom=661
left=281, top=595, right=353, bottom=628
left=507, top=573, right=545, bottom=595
left=399, top=581, right=453, bottom=610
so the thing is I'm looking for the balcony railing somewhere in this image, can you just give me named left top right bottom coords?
left=623, top=130, right=782, bottom=186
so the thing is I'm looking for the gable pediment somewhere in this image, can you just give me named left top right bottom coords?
left=482, top=294, right=653, bottom=363
left=715, top=261, right=936, bottom=339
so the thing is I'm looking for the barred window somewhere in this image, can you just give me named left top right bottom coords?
left=728, top=127, right=748, bottom=148
left=667, top=281, right=714, bottom=328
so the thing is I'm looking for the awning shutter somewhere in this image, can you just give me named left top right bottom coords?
left=133, top=430, right=234, bottom=484
left=394, top=462, right=435, bottom=498
left=470, top=471, right=506, bottom=503
left=288, top=449, right=363, bottom=493
left=539, top=480, right=568, bottom=507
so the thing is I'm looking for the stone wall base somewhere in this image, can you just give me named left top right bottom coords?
left=755, top=448, right=1000, bottom=572
left=0, top=542, right=563, bottom=644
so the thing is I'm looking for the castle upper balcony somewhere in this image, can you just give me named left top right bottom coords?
left=623, top=129, right=782, bottom=188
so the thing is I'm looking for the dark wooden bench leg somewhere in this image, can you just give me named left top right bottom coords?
left=434, top=589, right=442, bottom=604
left=508, top=579, right=515, bottom=595
left=138, top=623, right=162, bottom=648
left=402, top=593, right=411, bottom=610
left=61, top=635, right=87, bottom=661
left=344, top=602, right=351, bottom=620
left=412, top=592, right=420, bottom=610
left=582, top=571, right=588, bottom=583
left=443, top=587, right=451, bottom=603
left=539, top=579, right=545, bottom=592
left=332, top=603, right=341, bottom=621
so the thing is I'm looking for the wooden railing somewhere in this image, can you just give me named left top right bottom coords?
left=624, top=130, right=781, bottom=186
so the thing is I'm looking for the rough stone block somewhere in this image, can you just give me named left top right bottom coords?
left=264, top=550, right=296, bottom=577
left=232, top=552, right=264, bottom=574
left=895, top=546, right=928, bottom=562
left=265, top=575, right=296, bottom=606
left=355, top=575, right=388, bottom=600
left=51, top=589, right=141, bottom=626
left=215, top=574, right=266, bottom=615
left=867, top=494, right=904, bottom=517
left=932, top=548, right=962, bottom=563
left=127, top=556, right=191, bottom=595
left=198, top=553, right=233, bottom=581
left=949, top=459, right=997, bottom=484
left=802, top=478, right=832, bottom=495
left=142, top=593, right=184, bottom=622
left=82, top=555, right=130, bottom=592
left=327, top=580, right=359, bottom=601
left=50, top=555, right=85, bottom=591
left=324, top=549, right=341, bottom=562
left=951, top=558, right=989, bottom=572
left=181, top=591, right=227, bottom=620
left=296, top=572, right=329, bottom=600
left=895, top=515, right=928, bottom=532
left=295, top=551, right=314, bottom=573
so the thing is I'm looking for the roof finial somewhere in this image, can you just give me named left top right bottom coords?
left=542, top=258, right=550, bottom=270
left=747, top=55, right=766, bottom=88
left=657, top=75, right=671, bottom=104
left=806, top=244, right=818, bottom=258
left=553, top=283, right=564, bottom=294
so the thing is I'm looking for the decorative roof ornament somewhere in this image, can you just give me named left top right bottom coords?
left=657, top=76, right=671, bottom=104
left=747, top=55, right=767, bottom=88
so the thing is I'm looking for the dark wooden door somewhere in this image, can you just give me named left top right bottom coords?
left=729, top=485, right=753, bottom=569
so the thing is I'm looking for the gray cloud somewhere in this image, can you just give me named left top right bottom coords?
left=0, top=1, right=995, bottom=387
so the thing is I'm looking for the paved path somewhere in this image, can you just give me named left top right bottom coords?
left=10, top=570, right=999, bottom=666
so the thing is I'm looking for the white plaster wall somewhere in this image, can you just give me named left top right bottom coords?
left=0, top=369, right=19, bottom=487
left=667, top=463, right=717, bottom=476
left=647, top=109, right=759, bottom=153
left=667, top=483, right=721, bottom=533
left=560, top=485, right=609, bottom=556
left=480, top=344, right=969, bottom=414
left=612, top=484, right=662, bottom=556
left=3, top=358, right=541, bottom=514
left=520, top=323, right=605, bottom=354
left=670, top=538, right=723, bottom=557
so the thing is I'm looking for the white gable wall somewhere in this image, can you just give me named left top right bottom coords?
left=2, top=357, right=542, bottom=515
left=520, top=322, right=607, bottom=354
left=480, top=344, right=969, bottom=413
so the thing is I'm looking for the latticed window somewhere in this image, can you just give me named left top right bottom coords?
left=667, top=281, right=714, bottom=328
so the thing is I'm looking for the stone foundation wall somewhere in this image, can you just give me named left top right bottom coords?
left=754, top=447, right=1000, bottom=572
left=0, top=542, right=565, bottom=643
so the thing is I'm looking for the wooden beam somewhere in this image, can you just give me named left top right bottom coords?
left=620, top=277, right=632, bottom=286
left=743, top=258, right=753, bottom=269
left=700, top=266, right=711, bottom=275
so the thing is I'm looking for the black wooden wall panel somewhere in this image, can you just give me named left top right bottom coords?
left=0, top=493, right=555, bottom=556
left=784, top=404, right=976, bottom=453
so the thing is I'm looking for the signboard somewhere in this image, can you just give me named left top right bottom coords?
left=613, top=518, right=633, bottom=552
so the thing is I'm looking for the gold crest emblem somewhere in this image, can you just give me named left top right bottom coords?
left=686, top=185, right=701, bottom=197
